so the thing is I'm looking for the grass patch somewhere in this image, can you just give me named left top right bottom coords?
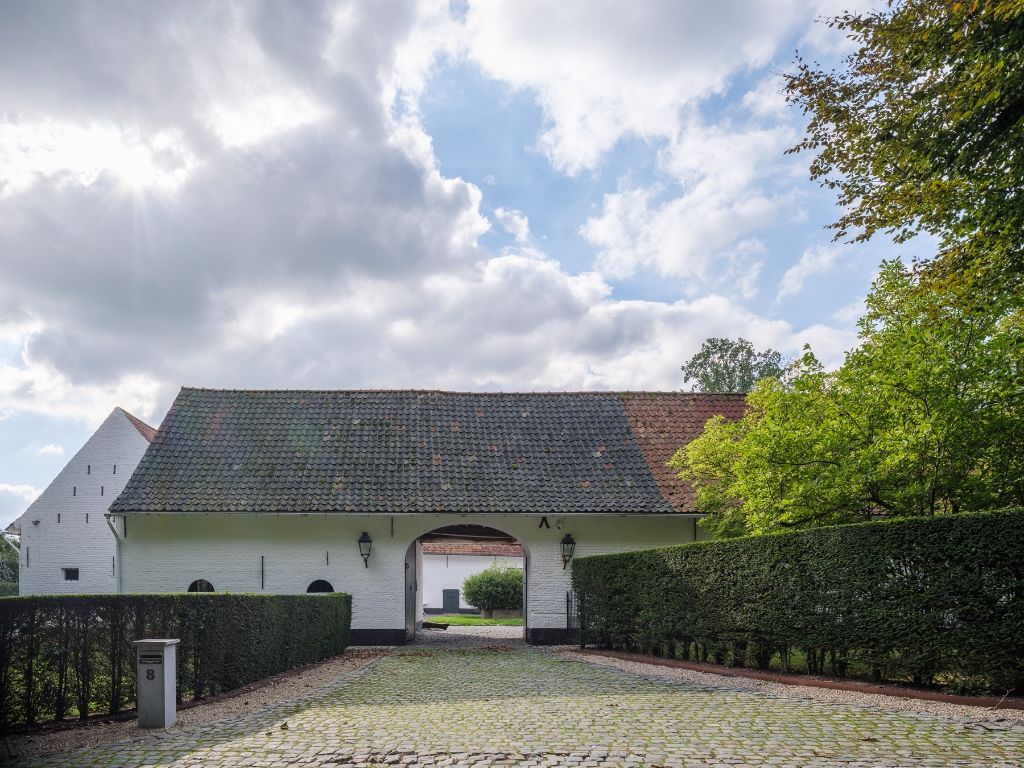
left=433, top=614, right=523, bottom=626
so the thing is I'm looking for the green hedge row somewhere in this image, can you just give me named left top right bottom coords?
left=572, top=509, right=1024, bottom=693
left=0, top=593, right=351, bottom=731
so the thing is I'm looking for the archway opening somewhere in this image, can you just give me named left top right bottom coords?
left=411, top=524, right=526, bottom=643
left=306, top=579, right=334, bottom=593
left=187, top=579, right=215, bottom=592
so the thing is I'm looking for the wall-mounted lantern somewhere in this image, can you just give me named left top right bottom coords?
left=560, top=533, right=576, bottom=569
left=358, top=532, right=373, bottom=567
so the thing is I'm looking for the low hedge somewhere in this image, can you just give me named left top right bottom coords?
left=0, top=592, right=351, bottom=731
left=572, top=508, right=1024, bottom=693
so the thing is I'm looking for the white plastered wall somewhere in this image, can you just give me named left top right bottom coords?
left=17, top=409, right=151, bottom=595
left=117, top=512, right=705, bottom=633
left=422, top=553, right=523, bottom=611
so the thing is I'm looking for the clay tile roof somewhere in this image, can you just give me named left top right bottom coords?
left=111, top=388, right=746, bottom=515
left=421, top=542, right=523, bottom=557
left=120, top=408, right=157, bottom=443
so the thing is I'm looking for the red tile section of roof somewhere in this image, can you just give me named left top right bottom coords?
left=620, top=393, right=747, bottom=512
left=120, top=408, right=157, bottom=443
left=421, top=542, right=524, bottom=557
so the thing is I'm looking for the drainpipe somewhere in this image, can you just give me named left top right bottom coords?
left=105, top=514, right=123, bottom=593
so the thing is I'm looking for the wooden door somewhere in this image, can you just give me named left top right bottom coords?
left=404, top=542, right=417, bottom=641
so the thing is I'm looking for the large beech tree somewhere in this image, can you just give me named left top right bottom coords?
left=785, top=0, right=1024, bottom=296
left=673, top=261, right=1024, bottom=537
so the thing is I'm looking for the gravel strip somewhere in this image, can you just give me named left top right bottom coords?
left=8, top=648, right=387, bottom=760
left=562, top=650, right=1024, bottom=724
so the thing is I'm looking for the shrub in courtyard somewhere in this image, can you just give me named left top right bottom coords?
left=572, top=508, right=1024, bottom=693
left=463, top=566, right=523, bottom=612
left=0, top=592, right=351, bottom=732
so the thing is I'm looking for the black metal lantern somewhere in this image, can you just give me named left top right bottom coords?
left=358, top=532, right=372, bottom=567
left=560, top=533, right=576, bottom=569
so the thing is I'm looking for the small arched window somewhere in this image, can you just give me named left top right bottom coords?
left=306, top=579, right=334, bottom=593
left=187, top=579, right=215, bottom=593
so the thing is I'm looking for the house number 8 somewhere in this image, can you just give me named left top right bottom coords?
left=146, top=669, right=155, bottom=681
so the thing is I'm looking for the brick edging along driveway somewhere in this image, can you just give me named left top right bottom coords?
left=579, top=649, right=1024, bottom=711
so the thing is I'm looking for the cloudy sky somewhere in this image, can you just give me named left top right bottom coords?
left=0, top=0, right=930, bottom=528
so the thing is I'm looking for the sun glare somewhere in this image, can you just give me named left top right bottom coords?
left=0, top=121, right=195, bottom=197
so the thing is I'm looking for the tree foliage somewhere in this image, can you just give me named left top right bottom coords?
left=785, top=0, right=1024, bottom=294
left=673, top=261, right=1024, bottom=537
left=462, top=566, right=523, bottom=611
left=0, top=538, right=17, bottom=597
left=681, top=337, right=787, bottom=393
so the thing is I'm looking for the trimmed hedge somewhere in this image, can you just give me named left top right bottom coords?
left=463, top=566, right=523, bottom=611
left=572, top=509, right=1024, bottom=693
left=0, top=593, right=351, bottom=731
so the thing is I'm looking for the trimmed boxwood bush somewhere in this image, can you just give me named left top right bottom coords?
left=0, top=592, right=351, bottom=732
left=572, top=508, right=1024, bottom=693
left=463, top=566, right=523, bottom=611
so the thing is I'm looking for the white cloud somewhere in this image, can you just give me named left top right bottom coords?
left=833, top=297, right=867, bottom=328
left=0, top=483, right=42, bottom=504
left=35, top=444, right=64, bottom=456
left=741, top=77, right=790, bottom=119
left=0, top=121, right=197, bottom=196
left=494, top=207, right=531, bottom=243
left=776, top=245, right=843, bottom=301
left=462, top=0, right=805, bottom=174
left=0, top=0, right=865, bottom=437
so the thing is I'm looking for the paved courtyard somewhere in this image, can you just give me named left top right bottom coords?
left=18, top=635, right=1024, bottom=767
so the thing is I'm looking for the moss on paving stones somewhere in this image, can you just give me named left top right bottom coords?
left=18, top=648, right=1024, bottom=767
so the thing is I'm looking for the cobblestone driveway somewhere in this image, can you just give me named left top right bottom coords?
left=20, top=645, right=1023, bottom=767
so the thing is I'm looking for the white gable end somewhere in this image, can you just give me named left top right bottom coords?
left=18, top=408, right=152, bottom=595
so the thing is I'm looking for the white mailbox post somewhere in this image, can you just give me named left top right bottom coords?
left=134, top=639, right=179, bottom=728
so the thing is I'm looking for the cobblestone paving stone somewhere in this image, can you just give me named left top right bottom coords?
left=18, top=643, right=1024, bottom=768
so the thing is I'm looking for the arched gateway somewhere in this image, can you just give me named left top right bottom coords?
left=109, top=389, right=742, bottom=645
left=406, top=524, right=526, bottom=641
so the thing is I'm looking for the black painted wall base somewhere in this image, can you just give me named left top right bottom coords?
left=526, top=627, right=576, bottom=645
left=349, top=628, right=407, bottom=646
left=424, top=608, right=480, bottom=615
left=349, top=627, right=575, bottom=646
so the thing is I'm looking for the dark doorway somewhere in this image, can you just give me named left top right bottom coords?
left=442, top=589, right=460, bottom=614
left=306, top=579, right=334, bottom=593
left=187, top=579, right=214, bottom=592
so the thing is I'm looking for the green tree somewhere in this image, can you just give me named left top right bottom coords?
left=673, top=261, right=1024, bottom=537
left=462, top=566, right=523, bottom=612
left=681, top=337, right=787, bottom=393
left=0, top=536, right=19, bottom=596
left=784, top=0, right=1024, bottom=296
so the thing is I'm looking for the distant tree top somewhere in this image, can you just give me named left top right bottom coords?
left=681, top=337, right=787, bottom=393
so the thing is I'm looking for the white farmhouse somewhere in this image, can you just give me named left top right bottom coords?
left=108, top=388, right=744, bottom=644
left=16, top=407, right=155, bottom=595
left=421, top=536, right=524, bottom=614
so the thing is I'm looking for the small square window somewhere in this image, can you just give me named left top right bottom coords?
left=63, top=568, right=79, bottom=581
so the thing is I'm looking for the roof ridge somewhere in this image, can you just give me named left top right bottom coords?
left=177, top=386, right=746, bottom=397
left=118, top=408, right=158, bottom=443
